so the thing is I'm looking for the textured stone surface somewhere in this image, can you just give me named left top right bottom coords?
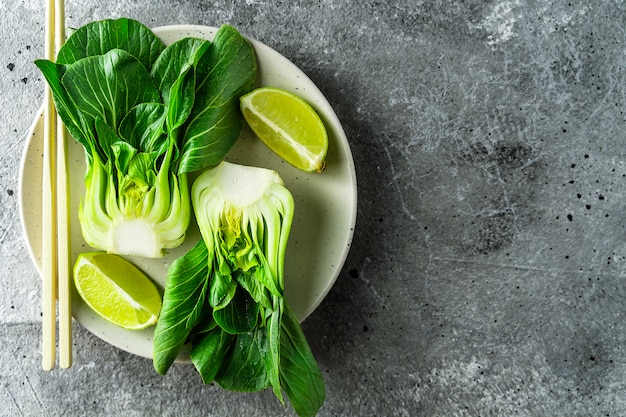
left=2, top=0, right=626, bottom=415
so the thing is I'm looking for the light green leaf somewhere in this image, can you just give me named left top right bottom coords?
left=126, top=153, right=158, bottom=185
left=111, top=141, right=138, bottom=181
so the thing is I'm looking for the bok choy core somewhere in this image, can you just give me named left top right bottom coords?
left=34, top=18, right=257, bottom=257
left=154, top=161, right=325, bottom=417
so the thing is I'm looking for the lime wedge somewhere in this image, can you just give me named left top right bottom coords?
left=240, top=87, right=329, bottom=172
left=73, top=252, right=162, bottom=330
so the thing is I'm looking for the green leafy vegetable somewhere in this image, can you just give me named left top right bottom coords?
left=215, top=327, right=271, bottom=392
left=34, top=18, right=256, bottom=257
left=179, top=25, right=257, bottom=173
left=190, top=322, right=233, bottom=385
left=153, top=239, right=209, bottom=371
left=280, top=304, right=326, bottom=417
left=153, top=161, right=325, bottom=416
left=57, top=18, right=164, bottom=69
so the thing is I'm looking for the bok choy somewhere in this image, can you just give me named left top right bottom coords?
left=34, top=18, right=257, bottom=257
left=154, top=161, right=325, bottom=417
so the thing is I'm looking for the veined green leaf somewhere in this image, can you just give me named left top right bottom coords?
left=57, top=17, right=165, bottom=70
left=213, top=282, right=259, bottom=334
left=235, top=268, right=273, bottom=310
left=215, top=327, right=270, bottom=392
left=178, top=25, right=257, bottom=173
left=110, top=141, right=138, bottom=175
left=118, top=102, right=167, bottom=153
left=34, top=59, right=93, bottom=153
left=94, top=117, right=122, bottom=163
left=209, top=268, right=236, bottom=309
left=166, top=65, right=196, bottom=132
left=149, top=38, right=210, bottom=162
left=265, top=301, right=284, bottom=404
left=61, top=49, right=161, bottom=134
left=153, top=239, right=210, bottom=375
left=155, top=160, right=325, bottom=414
left=280, top=303, right=325, bottom=417
left=191, top=326, right=234, bottom=385
left=189, top=311, right=219, bottom=337
left=150, top=37, right=210, bottom=108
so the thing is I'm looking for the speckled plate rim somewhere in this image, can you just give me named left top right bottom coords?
left=18, top=24, right=357, bottom=361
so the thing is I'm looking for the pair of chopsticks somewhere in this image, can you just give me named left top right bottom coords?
left=42, top=0, right=72, bottom=370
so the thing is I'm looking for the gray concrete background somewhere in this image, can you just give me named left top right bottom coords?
left=1, top=0, right=625, bottom=416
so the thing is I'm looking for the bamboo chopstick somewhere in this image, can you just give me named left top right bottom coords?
left=55, top=0, right=72, bottom=370
left=42, top=0, right=57, bottom=372
left=42, top=0, right=72, bottom=371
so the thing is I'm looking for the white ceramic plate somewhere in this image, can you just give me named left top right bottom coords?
left=19, top=25, right=357, bottom=360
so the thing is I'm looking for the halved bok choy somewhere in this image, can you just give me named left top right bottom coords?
left=154, top=161, right=325, bottom=417
left=34, top=18, right=257, bottom=257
